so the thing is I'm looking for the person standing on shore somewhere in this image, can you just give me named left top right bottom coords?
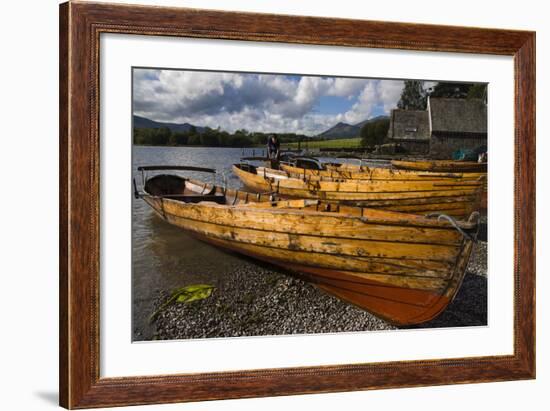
left=267, top=134, right=280, bottom=168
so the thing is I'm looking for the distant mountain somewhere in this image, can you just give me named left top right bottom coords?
left=133, top=115, right=206, bottom=133
left=318, top=122, right=360, bottom=139
left=353, top=115, right=389, bottom=130
left=317, top=115, right=389, bottom=139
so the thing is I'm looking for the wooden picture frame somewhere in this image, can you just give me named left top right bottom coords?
left=59, top=1, right=535, bottom=408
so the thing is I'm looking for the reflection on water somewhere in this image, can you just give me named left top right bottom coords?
left=132, top=146, right=262, bottom=340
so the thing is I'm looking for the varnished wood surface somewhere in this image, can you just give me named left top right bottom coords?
left=391, top=160, right=487, bottom=172
left=234, top=164, right=484, bottom=218
left=59, top=1, right=535, bottom=408
left=280, top=163, right=486, bottom=181
left=279, top=164, right=489, bottom=210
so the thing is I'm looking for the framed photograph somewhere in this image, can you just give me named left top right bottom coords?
left=59, top=1, right=535, bottom=408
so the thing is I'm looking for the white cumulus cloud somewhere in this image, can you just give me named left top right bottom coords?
left=133, top=69, right=408, bottom=135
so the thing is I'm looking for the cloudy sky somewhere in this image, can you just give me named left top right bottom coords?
left=133, top=68, right=418, bottom=135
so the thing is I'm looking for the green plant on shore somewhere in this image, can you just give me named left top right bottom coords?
left=149, top=284, right=215, bottom=322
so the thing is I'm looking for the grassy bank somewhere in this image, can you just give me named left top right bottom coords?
left=282, top=137, right=362, bottom=150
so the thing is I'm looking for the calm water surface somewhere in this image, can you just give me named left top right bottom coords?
left=132, top=146, right=389, bottom=340
left=132, top=146, right=253, bottom=340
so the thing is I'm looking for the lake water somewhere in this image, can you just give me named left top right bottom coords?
left=133, top=146, right=252, bottom=340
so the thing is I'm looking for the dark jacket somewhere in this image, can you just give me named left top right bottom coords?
left=267, top=137, right=280, bottom=158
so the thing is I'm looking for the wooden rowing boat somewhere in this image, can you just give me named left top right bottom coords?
left=281, top=163, right=485, bottom=182
left=135, top=166, right=480, bottom=326
left=281, top=162, right=488, bottom=210
left=391, top=159, right=487, bottom=173
left=233, top=164, right=484, bottom=219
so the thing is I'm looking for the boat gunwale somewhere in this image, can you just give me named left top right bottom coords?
left=391, top=159, right=488, bottom=172
left=157, top=205, right=467, bottom=249
left=142, top=175, right=479, bottom=231
left=280, top=163, right=485, bottom=180
left=253, top=165, right=486, bottom=188
left=157, top=194, right=479, bottom=230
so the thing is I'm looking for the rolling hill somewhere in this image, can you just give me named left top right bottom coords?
left=133, top=115, right=206, bottom=133
left=318, top=122, right=360, bottom=139
left=317, top=115, right=389, bottom=139
left=353, top=115, right=389, bottom=129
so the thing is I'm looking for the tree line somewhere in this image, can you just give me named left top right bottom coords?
left=360, top=118, right=390, bottom=148
left=397, top=81, right=488, bottom=111
left=133, top=126, right=312, bottom=147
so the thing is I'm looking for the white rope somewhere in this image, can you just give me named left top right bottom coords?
left=426, top=212, right=479, bottom=241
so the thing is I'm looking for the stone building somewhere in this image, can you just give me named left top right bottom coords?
left=386, top=97, right=487, bottom=158
left=427, top=97, right=487, bottom=158
left=386, top=109, right=431, bottom=154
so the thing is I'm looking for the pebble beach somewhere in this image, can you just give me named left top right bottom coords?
left=149, top=240, right=488, bottom=340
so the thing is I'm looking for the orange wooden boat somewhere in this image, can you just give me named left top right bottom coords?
left=281, top=162, right=484, bottom=182
left=135, top=165, right=480, bottom=326
left=233, top=164, right=484, bottom=219
left=391, top=159, right=487, bottom=173
left=280, top=162, right=488, bottom=210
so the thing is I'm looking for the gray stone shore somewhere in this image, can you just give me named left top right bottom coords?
left=151, top=241, right=488, bottom=340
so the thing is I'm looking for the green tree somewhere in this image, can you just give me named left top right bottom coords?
left=235, top=128, right=249, bottom=136
left=200, top=132, right=220, bottom=147
left=360, top=119, right=390, bottom=147
left=430, top=82, right=471, bottom=99
left=134, top=128, right=152, bottom=145
left=467, top=84, right=488, bottom=102
left=133, top=125, right=312, bottom=148
left=397, top=80, right=427, bottom=110
left=187, top=134, right=201, bottom=145
left=360, top=123, right=372, bottom=147
left=216, top=131, right=228, bottom=147
left=172, top=132, right=189, bottom=145
left=231, top=135, right=253, bottom=147
left=151, top=127, right=171, bottom=145
left=250, top=132, right=267, bottom=145
left=374, top=119, right=390, bottom=142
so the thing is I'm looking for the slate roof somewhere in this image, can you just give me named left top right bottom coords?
left=428, top=97, right=487, bottom=134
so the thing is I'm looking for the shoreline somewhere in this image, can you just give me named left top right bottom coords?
left=139, top=241, right=488, bottom=342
